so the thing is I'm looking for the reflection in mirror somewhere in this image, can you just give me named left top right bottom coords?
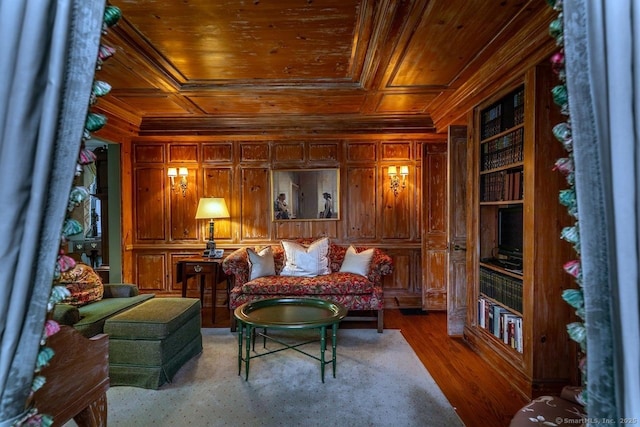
left=272, top=169, right=339, bottom=220
left=68, top=144, right=108, bottom=269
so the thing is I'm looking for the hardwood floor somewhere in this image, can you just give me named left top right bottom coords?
left=202, top=306, right=528, bottom=427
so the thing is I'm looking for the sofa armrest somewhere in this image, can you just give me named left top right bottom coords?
left=103, top=283, right=140, bottom=298
left=367, top=249, right=394, bottom=285
left=222, top=248, right=250, bottom=286
left=52, top=303, right=81, bottom=326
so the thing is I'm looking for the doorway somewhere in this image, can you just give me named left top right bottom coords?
left=68, top=139, right=122, bottom=282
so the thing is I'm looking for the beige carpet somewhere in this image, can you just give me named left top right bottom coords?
left=71, top=328, right=463, bottom=427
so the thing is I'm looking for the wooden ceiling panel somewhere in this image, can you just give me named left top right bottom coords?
left=188, top=92, right=365, bottom=115
left=375, top=93, right=438, bottom=114
left=109, top=94, right=196, bottom=116
left=97, top=0, right=551, bottom=133
left=110, top=0, right=360, bottom=81
left=389, top=0, right=529, bottom=87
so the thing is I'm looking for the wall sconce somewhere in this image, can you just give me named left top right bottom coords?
left=195, top=198, right=230, bottom=258
left=168, top=167, right=188, bottom=197
left=388, top=165, right=409, bottom=196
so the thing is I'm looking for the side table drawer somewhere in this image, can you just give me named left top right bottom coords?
left=183, top=263, right=215, bottom=275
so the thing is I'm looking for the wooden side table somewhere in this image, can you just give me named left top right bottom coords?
left=176, top=257, right=227, bottom=322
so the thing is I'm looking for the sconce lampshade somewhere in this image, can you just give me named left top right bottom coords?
left=178, top=167, right=188, bottom=177
left=167, top=167, right=177, bottom=177
left=195, top=198, right=230, bottom=220
left=388, top=166, right=398, bottom=176
left=399, top=165, right=409, bottom=176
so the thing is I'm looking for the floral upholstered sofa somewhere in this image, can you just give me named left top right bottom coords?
left=222, top=238, right=393, bottom=332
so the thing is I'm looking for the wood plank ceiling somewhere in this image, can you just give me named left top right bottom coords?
left=97, top=0, right=546, bottom=135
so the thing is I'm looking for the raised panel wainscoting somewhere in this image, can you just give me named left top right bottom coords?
left=124, top=138, right=447, bottom=311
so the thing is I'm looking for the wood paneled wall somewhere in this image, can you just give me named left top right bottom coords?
left=123, top=136, right=446, bottom=308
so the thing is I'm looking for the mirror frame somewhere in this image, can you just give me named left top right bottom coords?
left=271, top=168, right=340, bottom=221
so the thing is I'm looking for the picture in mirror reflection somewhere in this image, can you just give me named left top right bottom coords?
left=271, top=169, right=339, bottom=220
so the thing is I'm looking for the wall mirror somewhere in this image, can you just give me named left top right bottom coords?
left=271, top=168, right=339, bottom=220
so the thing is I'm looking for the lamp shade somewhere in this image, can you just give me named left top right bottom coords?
left=399, top=165, right=409, bottom=176
left=388, top=166, right=398, bottom=176
left=195, top=198, right=230, bottom=219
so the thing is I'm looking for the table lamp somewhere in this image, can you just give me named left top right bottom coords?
left=195, top=197, right=229, bottom=257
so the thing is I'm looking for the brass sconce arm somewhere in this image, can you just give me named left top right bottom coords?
left=168, top=167, right=188, bottom=197
left=389, top=165, right=409, bottom=196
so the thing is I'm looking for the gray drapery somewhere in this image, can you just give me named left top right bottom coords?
left=564, top=0, right=640, bottom=420
left=0, top=1, right=104, bottom=425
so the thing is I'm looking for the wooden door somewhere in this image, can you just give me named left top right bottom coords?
left=447, top=126, right=468, bottom=335
left=422, top=143, right=448, bottom=311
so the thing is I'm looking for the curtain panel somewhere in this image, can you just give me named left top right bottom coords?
left=0, top=1, right=104, bottom=425
left=564, top=0, right=640, bottom=420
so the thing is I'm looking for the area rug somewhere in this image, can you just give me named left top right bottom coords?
left=89, top=328, right=463, bottom=427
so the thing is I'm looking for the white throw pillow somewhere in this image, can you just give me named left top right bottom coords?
left=339, top=245, right=374, bottom=277
left=247, top=247, right=276, bottom=280
left=280, top=238, right=330, bottom=277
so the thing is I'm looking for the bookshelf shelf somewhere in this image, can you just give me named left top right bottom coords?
left=479, top=293, right=523, bottom=317
left=479, top=200, right=524, bottom=206
left=479, top=162, right=524, bottom=175
left=476, top=324, right=525, bottom=358
left=479, top=261, right=523, bottom=279
left=465, top=64, right=575, bottom=399
left=479, top=123, right=525, bottom=145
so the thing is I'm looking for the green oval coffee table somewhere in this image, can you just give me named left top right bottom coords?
left=234, top=297, right=347, bottom=382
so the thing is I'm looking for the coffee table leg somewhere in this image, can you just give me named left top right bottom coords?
left=237, top=320, right=244, bottom=375
left=332, top=323, right=338, bottom=378
left=320, top=326, right=326, bottom=383
left=245, top=325, right=253, bottom=380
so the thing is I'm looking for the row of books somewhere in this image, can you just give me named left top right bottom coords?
left=503, top=170, right=523, bottom=201
left=508, top=91, right=525, bottom=129
left=482, top=103, right=502, bottom=124
left=513, top=104, right=525, bottom=127
left=480, top=169, right=523, bottom=202
left=480, top=128, right=524, bottom=171
left=481, top=116, right=503, bottom=140
left=479, top=266, right=523, bottom=313
left=480, top=88, right=525, bottom=139
left=478, top=297, right=524, bottom=353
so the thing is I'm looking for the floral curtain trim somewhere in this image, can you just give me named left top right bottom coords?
left=547, top=0, right=587, bottom=405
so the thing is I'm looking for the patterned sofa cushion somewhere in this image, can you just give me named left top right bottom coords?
left=230, top=292, right=383, bottom=311
left=240, top=272, right=376, bottom=295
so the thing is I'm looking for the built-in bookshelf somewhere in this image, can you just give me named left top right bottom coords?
left=465, top=64, right=575, bottom=399
left=480, top=86, right=525, bottom=204
left=476, top=86, right=525, bottom=356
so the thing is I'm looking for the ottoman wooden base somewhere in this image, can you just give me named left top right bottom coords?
left=104, top=297, right=202, bottom=389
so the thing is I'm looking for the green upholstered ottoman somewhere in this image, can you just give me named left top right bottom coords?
left=104, top=297, right=202, bottom=389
